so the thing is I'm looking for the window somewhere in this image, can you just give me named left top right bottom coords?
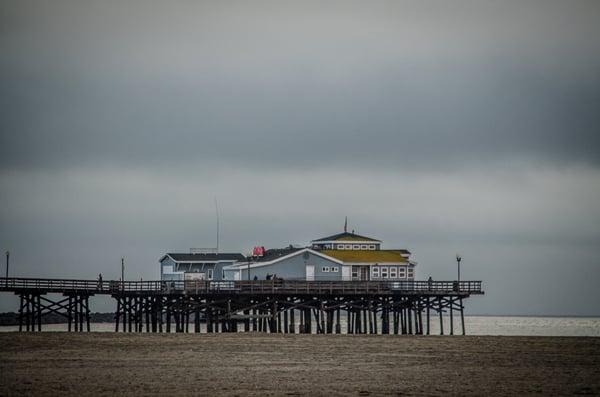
left=390, top=267, right=397, bottom=278
left=345, top=244, right=352, bottom=249
left=381, top=266, right=388, bottom=278
left=338, top=244, right=345, bottom=250
left=407, top=268, right=414, bottom=278
left=331, top=266, right=339, bottom=272
left=352, top=267, right=359, bottom=279
left=399, top=267, right=406, bottom=278
left=353, top=245, right=360, bottom=250
left=322, top=266, right=330, bottom=272
left=361, top=245, right=367, bottom=249
left=207, top=269, right=213, bottom=280
left=369, top=245, right=375, bottom=250
left=372, top=267, right=380, bottom=279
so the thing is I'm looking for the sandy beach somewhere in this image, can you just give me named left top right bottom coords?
left=1, top=333, right=599, bottom=396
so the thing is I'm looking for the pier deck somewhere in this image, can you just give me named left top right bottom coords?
left=1, top=277, right=483, bottom=335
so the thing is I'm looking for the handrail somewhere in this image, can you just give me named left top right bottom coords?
left=0, top=277, right=483, bottom=294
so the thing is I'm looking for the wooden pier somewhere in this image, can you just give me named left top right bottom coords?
left=1, top=278, right=483, bottom=335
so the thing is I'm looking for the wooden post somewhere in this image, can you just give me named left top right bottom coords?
left=85, top=296, right=90, bottom=332
left=449, top=298, right=454, bottom=335
left=290, top=307, right=295, bottom=334
left=460, top=297, right=466, bottom=335
left=122, top=297, right=127, bottom=332
left=127, top=297, right=133, bottom=332
left=438, top=297, right=444, bottom=335
left=146, top=298, right=151, bottom=333
left=305, top=308, right=311, bottom=334
left=347, top=308, right=352, bottom=334
left=36, top=295, right=42, bottom=332
left=368, top=301, right=374, bottom=334
left=243, top=308, right=250, bottom=332
left=79, top=295, right=85, bottom=332
left=166, top=300, right=172, bottom=333
left=18, top=294, right=24, bottom=332
left=24, top=294, right=30, bottom=332
left=426, top=297, right=430, bottom=335
left=272, top=301, right=278, bottom=333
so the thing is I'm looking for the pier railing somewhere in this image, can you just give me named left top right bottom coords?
left=0, top=277, right=482, bottom=295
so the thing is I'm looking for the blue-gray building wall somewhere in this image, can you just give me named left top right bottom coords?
left=160, top=256, right=183, bottom=281
left=160, top=256, right=237, bottom=281
left=226, top=252, right=344, bottom=281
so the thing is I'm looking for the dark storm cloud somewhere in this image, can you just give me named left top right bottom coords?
left=1, top=0, right=600, bottom=316
left=1, top=0, right=599, bottom=171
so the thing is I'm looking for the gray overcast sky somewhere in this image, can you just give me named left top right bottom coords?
left=1, top=0, right=599, bottom=314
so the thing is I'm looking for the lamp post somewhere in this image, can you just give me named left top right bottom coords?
left=121, top=257, right=125, bottom=291
left=456, top=254, right=461, bottom=283
left=5, top=251, right=8, bottom=287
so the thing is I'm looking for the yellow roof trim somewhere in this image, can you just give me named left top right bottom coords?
left=320, top=250, right=408, bottom=263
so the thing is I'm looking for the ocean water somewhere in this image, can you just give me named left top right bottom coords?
left=1, top=316, right=599, bottom=336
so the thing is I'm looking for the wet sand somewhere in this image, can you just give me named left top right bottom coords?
left=1, top=333, right=599, bottom=396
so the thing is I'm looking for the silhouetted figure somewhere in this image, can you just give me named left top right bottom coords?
left=98, top=273, right=103, bottom=290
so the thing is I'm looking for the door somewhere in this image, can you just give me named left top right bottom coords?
left=360, top=266, right=370, bottom=281
left=233, top=271, right=241, bottom=281
left=306, top=265, right=315, bottom=281
left=342, top=266, right=351, bottom=281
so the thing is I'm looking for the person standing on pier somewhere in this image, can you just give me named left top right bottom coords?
left=98, top=273, right=103, bottom=290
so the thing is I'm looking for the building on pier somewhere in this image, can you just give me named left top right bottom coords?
left=309, top=231, right=416, bottom=281
left=223, top=247, right=346, bottom=281
left=159, top=252, right=245, bottom=281
left=221, top=229, right=417, bottom=282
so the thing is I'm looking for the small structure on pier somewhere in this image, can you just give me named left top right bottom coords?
left=159, top=252, right=245, bottom=281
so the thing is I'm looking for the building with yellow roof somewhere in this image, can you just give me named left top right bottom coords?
left=221, top=225, right=416, bottom=282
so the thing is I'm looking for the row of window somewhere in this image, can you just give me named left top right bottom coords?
left=371, top=266, right=414, bottom=279
left=321, top=266, right=340, bottom=273
left=337, top=244, right=377, bottom=250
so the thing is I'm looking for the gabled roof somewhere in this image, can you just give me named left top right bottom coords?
left=320, top=250, right=409, bottom=263
left=162, top=253, right=245, bottom=262
left=252, top=247, right=304, bottom=262
left=223, top=248, right=343, bottom=270
left=312, top=232, right=381, bottom=243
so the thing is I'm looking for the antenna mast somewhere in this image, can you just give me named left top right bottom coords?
left=215, top=198, right=220, bottom=255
